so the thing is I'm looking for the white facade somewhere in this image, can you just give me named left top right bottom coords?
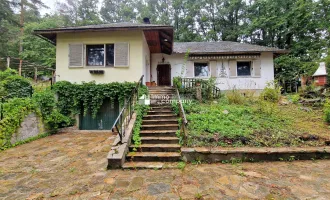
left=151, top=52, right=274, bottom=91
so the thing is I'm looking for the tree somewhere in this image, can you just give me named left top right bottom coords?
left=77, top=0, right=101, bottom=25
left=101, top=0, right=137, bottom=23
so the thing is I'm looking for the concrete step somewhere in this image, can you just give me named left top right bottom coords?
left=147, top=110, right=174, bottom=115
left=140, top=130, right=177, bottom=137
left=143, top=114, right=177, bottom=120
left=150, top=106, right=173, bottom=110
left=122, top=162, right=177, bottom=169
left=141, top=124, right=179, bottom=131
left=129, top=144, right=181, bottom=152
left=140, top=136, right=179, bottom=144
left=126, top=152, right=181, bottom=162
left=142, top=119, right=178, bottom=125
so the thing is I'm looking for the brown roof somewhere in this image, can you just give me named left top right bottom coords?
left=34, top=22, right=172, bottom=33
left=34, top=22, right=174, bottom=54
left=173, top=42, right=288, bottom=54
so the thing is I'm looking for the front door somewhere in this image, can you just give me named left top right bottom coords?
left=157, top=64, right=171, bottom=86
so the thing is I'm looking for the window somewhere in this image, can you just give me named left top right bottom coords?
left=87, top=45, right=104, bottom=66
left=194, top=63, right=209, bottom=77
left=86, top=44, right=114, bottom=66
left=106, top=44, right=114, bottom=66
left=237, top=61, right=251, bottom=76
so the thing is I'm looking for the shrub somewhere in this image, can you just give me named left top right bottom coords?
left=323, top=99, right=330, bottom=123
left=0, top=74, right=32, bottom=99
left=287, top=94, right=300, bottom=104
left=226, top=88, right=245, bottom=104
left=260, top=81, right=281, bottom=103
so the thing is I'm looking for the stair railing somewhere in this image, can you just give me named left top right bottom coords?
left=175, top=88, right=188, bottom=146
left=112, top=75, right=144, bottom=143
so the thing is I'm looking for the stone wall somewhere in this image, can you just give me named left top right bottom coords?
left=10, top=113, right=45, bottom=144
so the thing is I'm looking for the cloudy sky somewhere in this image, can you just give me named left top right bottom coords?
left=40, top=0, right=63, bottom=15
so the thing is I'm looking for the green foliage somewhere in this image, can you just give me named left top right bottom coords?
left=0, top=98, right=37, bottom=150
left=226, top=88, right=245, bottom=104
left=177, top=161, right=186, bottom=170
left=323, top=99, right=330, bottom=123
left=173, top=77, right=218, bottom=100
left=182, top=98, right=311, bottom=147
left=32, top=89, right=72, bottom=130
left=0, top=69, right=32, bottom=99
left=287, top=94, right=300, bottom=104
left=52, top=81, right=138, bottom=118
left=132, top=104, right=149, bottom=149
left=260, top=82, right=282, bottom=103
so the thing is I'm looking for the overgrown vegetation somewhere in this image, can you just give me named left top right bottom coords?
left=182, top=86, right=327, bottom=147
left=52, top=81, right=148, bottom=118
left=0, top=69, right=32, bottom=99
left=132, top=104, right=149, bottom=150
left=0, top=71, right=146, bottom=150
left=173, top=77, right=218, bottom=100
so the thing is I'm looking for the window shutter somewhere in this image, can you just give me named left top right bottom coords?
left=185, top=61, right=194, bottom=77
left=229, top=60, right=237, bottom=77
left=114, top=43, right=129, bottom=67
left=68, top=44, right=83, bottom=67
left=210, top=61, right=217, bottom=77
left=253, top=60, right=261, bottom=77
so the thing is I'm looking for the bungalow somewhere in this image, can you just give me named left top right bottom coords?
left=34, top=20, right=287, bottom=130
left=34, top=20, right=287, bottom=92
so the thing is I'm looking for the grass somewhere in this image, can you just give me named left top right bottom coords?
left=181, top=97, right=327, bottom=147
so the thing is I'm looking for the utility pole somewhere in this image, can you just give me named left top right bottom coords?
left=19, top=0, right=24, bottom=76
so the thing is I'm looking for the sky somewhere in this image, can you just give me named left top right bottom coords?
left=40, top=0, right=63, bottom=15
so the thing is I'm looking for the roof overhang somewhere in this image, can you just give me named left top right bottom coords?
left=34, top=26, right=174, bottom=54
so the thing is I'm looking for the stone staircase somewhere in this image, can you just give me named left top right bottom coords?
left=123, top=87, right=181, bottom=169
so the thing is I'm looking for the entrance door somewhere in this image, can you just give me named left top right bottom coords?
left=157, top=64, right=171, bottom=86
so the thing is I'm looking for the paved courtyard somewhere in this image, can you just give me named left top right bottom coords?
left=1, top=132, right=330, bottom=200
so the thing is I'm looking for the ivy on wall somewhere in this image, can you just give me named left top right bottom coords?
left=52, top=81, right=148, bottom=118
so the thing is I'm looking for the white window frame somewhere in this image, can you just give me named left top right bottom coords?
left=193, top=61, right=210, bottom=78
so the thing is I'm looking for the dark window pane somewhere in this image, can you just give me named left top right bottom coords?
left=194, top=63, right=209, bottom=77
left=87, top=45, right=104, bottom=66
left=106, top=44, right=114, bottom=66
left=237, top=62, right=251, bottom=76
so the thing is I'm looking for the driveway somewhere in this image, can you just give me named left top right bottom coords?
left=0, top=131, right=330, bottom=199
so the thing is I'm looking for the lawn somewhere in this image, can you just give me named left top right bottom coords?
left=176, top=98, right=329, bottom=147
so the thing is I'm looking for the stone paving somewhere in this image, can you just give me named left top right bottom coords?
left=1, top=132, right=330, bottom=200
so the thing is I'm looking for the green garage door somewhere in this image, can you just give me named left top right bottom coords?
left=79, top=98, right=119, bottom=130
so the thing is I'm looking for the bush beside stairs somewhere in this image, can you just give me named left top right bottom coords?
left=123, top=87, right=181, bottom=169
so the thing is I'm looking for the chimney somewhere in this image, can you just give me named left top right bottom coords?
left=143, top=17, right=151, bottom=24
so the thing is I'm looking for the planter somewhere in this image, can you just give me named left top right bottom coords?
left=146, top=82, right=151, bottom=87
left=151, top=82, right=157, bottom=86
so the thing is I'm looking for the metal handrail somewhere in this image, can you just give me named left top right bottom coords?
left=175, top=88, right=188, bottom=145
left=111, top=75, right=144, bottom=143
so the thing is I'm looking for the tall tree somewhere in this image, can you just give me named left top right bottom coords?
left=101, top=0, right=137, bottom=23
left=77, top=0, right=101, bottom=25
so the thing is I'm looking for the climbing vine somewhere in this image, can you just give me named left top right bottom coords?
left=52, top=81, right=148, bottom=118
left=132, top=104, right=149, bottom=150
left=0, top=98, right=37, bottom=150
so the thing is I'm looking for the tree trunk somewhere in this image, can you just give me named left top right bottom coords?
left=19, top=0, right=24, bottom=76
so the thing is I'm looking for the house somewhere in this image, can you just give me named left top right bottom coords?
left=34, top=20, right=287, bottom=92
left=34, top=20, right=287, bottom=130
left=313, top=62, right=327, bottom=86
